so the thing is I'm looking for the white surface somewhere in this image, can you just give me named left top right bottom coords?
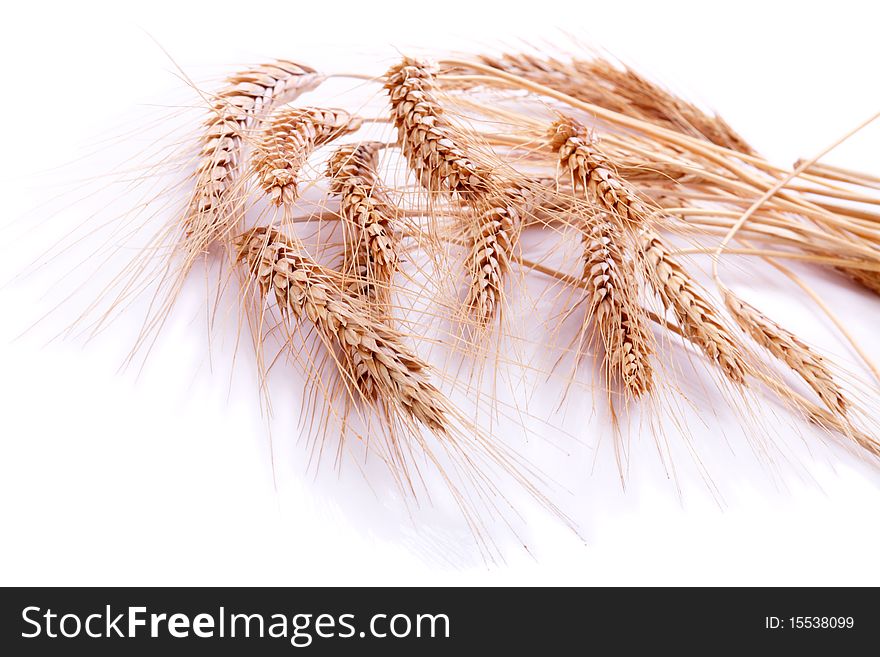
left=1, top=0, right=879, bottom=586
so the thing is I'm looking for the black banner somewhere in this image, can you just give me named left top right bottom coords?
left=0, top=587, right=872, bottom=653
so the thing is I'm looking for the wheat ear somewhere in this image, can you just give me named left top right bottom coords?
left=549, top=117, right=653, bottom=229
left=837, top=266, right=880, bottom=296
left=385, top=57, right=492, bottom=196
left=237, top=227, right=576, bottom=550
left=254, top=107, right=362, bottom=206
left=184, top=61, right=323, bottom=250
left=573, top=58, right=754, bottom=156
left=638, top=228, right=748, bottom=384
left=327, top=142, right=398, bottom=313
left=236, top=227, right=451, bottom=428
left=463, top=190, right=524, bottom=328
left=387, top=57, right=528, bottom=328
left=582, top=214, right=654, bottom=397
left=721, top=288, right=847, bottom=415
left=478, top=53, right=754, bottom=155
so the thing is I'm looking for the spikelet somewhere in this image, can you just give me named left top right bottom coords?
left=638, top=228, right=748, bottom=384
left=184, top=61, right=323, bottom=251
left=327, top=142, right=398, bottom=313
left=722, top=288, right=847, bottom=415
left=254, top=107, right=362, bottom=206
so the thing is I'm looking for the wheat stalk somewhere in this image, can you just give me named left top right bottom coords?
left=721, top=288, right=847, bottom=415
left=254, top=107, right=362, bottom=206
left=582, top=214, right=654, bottom=397
left=236, top=226, right=451, bottom=429
left=327, top=142, right=398, bottom=313
left=549, top=116, right=653, bottom=229
left=184, top=61, right=323, bottom=252
left=638, top=228, right=748, bottom=384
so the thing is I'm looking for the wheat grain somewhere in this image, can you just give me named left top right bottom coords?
left=255, top=107, right=362, bottom=206
left=184, top=61, right=323, bottom=249
left=722, top=288, right=847, bottom=415
left=327, top=142, right=398, bottom=312
left=237, top=227, right=450, bottom=429
left=549, top=117, right=653, bottom=229
left=582, top=215, right=654, bottom=397
left=638, top=228, right=748, bottom=384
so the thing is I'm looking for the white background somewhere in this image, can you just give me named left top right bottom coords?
left=1, top=0, right=879, bottom=585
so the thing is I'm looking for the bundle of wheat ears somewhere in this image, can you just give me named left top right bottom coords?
left=94, top=50, right=880, bottom=552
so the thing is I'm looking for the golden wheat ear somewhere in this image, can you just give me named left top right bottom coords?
left=580, top=213, right=655, bottom=399
left=476, top=52, right=755, bottom=155
left=235, top=226, right=455, bottom=432
left=721, top=287, right=847, bottom=416
left=182, top=61, right=324, bottom=261
left=384, top=57, right=493, bottom=197
left=548, top=116, right=654, bottom=230
left=235, top=226, right=577, bottom=556
left=326, top=141, right=399, bottom=318
left=463, top=190, right=523, bottom=329
left=254, top=107, right=363, bottom=207
left=637, top=228, right=749, bottom=385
